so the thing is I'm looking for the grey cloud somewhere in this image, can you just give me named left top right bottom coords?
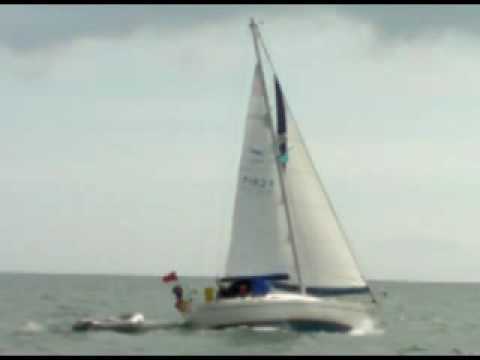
left=338, top=5, right=480, bottom=41
left=0, top=5, right=290, bottom=52
left=3, top=5, right=480, bottom=52
left=1, top=5, right=219, bottom=52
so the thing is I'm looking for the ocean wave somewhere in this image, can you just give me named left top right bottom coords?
left=349, top=317, right=384, bottom=337
left=14, top=321, right=44, bottom=335
left=396, top=344, right=428, bottom=355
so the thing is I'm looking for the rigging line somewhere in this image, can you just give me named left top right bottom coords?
left=256, top=28, right=279, bottom=79
left=256, top=23, right=379, bottom=305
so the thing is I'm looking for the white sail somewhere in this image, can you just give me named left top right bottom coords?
left=281, top=110, right=368, bottom=290
left=225, top=63, right=296, bottom=280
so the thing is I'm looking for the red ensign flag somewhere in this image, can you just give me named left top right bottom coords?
left=162, top=271, right=178, bottom=283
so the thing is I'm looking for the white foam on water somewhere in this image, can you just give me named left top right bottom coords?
left=251, top=326, right=281, bottom=332
left=16, top=321, right=44, bottom=335
left=349, top=317, right=384, bottom=337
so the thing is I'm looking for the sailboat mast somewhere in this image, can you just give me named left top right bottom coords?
left=248, top=19, right=306, bottom=294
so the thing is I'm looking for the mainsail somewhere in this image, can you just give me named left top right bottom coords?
left=225, top=63, right=297, bottom=280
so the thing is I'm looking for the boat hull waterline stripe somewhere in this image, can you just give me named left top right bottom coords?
left=211, top=319, right=351, bottom=333
left=273, top=283, right=371, bottom=296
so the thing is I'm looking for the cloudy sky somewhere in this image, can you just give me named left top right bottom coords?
left=2, top=5, right=480, bottom=282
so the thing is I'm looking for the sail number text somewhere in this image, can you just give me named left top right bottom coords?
left=241, top=175, right=274, bottom=189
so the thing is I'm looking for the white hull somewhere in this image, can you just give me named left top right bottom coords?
left=185, top=292, right=373, bottom=332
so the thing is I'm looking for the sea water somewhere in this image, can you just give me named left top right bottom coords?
left=0, top=273, right=478, bottom=355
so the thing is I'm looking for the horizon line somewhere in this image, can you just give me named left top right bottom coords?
left=0, top=270, right=478, bottom=285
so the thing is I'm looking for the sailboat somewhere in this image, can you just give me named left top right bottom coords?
left=179, top=19, right=377, bottom=332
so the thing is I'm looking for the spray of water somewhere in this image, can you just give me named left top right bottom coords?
left=15, top=321, right=44, bottom=335
left=251, top=326, right=281, bottom=332
left=349, top=317, right=384, bottom=337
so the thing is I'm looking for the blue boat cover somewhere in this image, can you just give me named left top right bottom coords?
left=251, top=277, right=271, bottom=296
